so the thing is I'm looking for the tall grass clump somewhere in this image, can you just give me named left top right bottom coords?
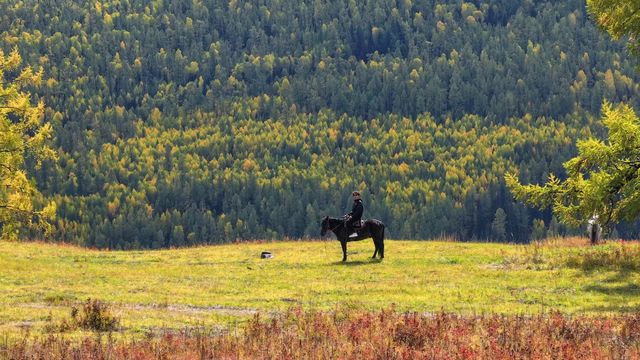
left=500, top=242, right=550, bottom=270
left=44, top=299, right=120, bottom=333
left=564, top=241, right=640, bottom=271
left=74, top=299, right=120, bottom=332
left=3, top=308, right=640, bottom=359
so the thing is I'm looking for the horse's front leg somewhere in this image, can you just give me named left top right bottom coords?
left=340, top=239, right=347, bottom=262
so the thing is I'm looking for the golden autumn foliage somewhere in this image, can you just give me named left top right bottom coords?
left=0, top=49, right=55, bottom=239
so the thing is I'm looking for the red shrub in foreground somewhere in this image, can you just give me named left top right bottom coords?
left=2, top=309, right=640, bottom=359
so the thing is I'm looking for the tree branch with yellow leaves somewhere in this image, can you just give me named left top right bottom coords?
left=0, top=48, right=56, bottom=240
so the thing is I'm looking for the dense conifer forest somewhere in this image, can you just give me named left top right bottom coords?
left=2, top=0, right=639, bottom=248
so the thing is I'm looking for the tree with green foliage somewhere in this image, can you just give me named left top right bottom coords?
left=531, top=219, right=547, bottom=241
left=587, top=0, right=640, bottom=57
left=490, top=208, right=507, bottom=242
left=547, top=216, right=562, bottom=238
left=0, top=48, right=55, bottom=239
left=506, top=102, right=640, bottom=239
left=2, top=0, right=640, bottom=246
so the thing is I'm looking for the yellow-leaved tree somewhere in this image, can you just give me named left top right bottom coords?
left=506, top=1, right=640, bottom=244
left=506, top=102, right=640, bottom=241
left=587, top=0, right=640, bottom=58
left=0, top=48, right=55, bottom=239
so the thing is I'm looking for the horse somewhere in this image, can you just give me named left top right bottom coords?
left=320, top=216, right=385, bottom=262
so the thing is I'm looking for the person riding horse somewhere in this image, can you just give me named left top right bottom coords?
left=321, top=189, right=385, bottom=261
left=344, top=191, right=363, bottom=237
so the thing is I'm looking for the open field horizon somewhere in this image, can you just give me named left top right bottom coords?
left=2, top=237, right=640, bottom=338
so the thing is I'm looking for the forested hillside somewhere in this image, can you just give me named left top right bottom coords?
left=2, top=0, right=639, bottom=248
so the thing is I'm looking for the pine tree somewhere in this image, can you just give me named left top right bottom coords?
left=531, top=219, right=546, bottom=241
left=547, top=216, right=561, bottom=238
left=490, top=208, right=507, bottom=242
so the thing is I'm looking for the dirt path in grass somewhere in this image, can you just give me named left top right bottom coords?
left=125, top=303, right=259, bottom=317
left=20, top=302, right=259, bottom=317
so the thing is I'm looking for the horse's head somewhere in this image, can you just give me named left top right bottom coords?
left=320, top=216, right=329, bottom=236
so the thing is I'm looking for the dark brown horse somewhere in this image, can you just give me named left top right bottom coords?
left=320, top=216, right=385, bottom=262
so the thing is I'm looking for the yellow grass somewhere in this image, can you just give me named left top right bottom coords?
left=1, top=238, right=639, bottom=337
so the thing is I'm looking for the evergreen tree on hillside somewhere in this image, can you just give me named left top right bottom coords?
left=1, top=0, right=639, bottom=246
left=491, top=208, right=507, bottom=242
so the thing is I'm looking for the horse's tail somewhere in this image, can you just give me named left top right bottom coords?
left=382, top=223, right=385, bottom=241
left=373, top=219, right=385, bottom=240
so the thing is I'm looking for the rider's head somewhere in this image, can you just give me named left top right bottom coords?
left=352, top=190, right=361, bottom=200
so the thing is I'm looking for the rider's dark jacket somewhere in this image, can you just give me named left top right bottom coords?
left=347, top=199, right=363, bottom=226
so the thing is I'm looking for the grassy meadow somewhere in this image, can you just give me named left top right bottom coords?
left=1, top=238, right=640, bottom=339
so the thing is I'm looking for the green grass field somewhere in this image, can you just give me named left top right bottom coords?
left=1, top=238, right=639, bottom=337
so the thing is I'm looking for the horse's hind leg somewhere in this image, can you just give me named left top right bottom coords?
left=379, top=230, right=385, bottom=259
left=372, top=238, right=378, bottom=259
